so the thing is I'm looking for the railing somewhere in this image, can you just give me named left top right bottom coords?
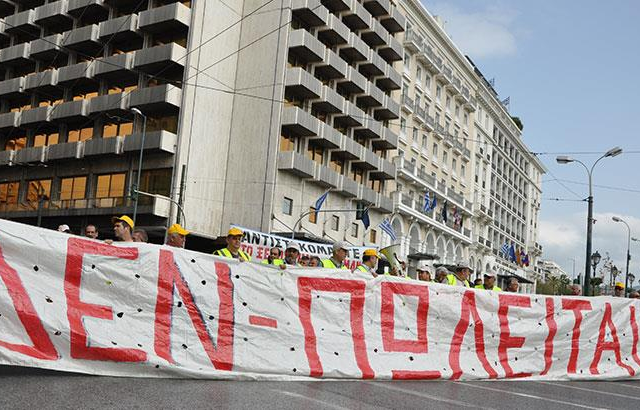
left=449, top=190, right=463, bottom=204
left=425, top=114, right=435, bottom=128
left=415, top=105, right=426, bottom=120
left=402, top=93, right=414, bottom=108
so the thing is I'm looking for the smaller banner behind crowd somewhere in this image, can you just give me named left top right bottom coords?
left=232, top=225, right=371, bottom=269
left=1, top=219, right=640, bottom=381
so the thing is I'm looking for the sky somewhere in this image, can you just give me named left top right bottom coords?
left=422, top=0, right=640, bottom=284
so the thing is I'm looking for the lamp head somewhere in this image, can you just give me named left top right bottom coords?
left=556, top=155, right=574, bottom=164
left=612, top=216, right=622, bottom=222
left=604, top=147, right=622, bottom=158
left=591, top=250, right=602, bottom=266
left=130, top=108, right=143, bottom=116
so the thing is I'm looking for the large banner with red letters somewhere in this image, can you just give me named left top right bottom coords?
left=1, top=219, right=640, bottom=381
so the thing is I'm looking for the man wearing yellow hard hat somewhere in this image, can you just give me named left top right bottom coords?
left=214, top=227, right=251, bottom=262
left=112, top=215, right=134, bottom=242
left=166, top=223, right=189, bottom=248
left=353, top=249, right=380, bottom=277
left=614, top=282, right=625, bottom=297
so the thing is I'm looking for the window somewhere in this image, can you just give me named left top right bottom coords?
left=442, top=150, right=448, bottom=165
left=280, top=134, right=295, bottom=152
left=147, top=115, right=178, bottom=134
left=432, top=143, right=438, bottom=160
left=60, top=176, right=87, bottom=201
left=34, top=132, right=59, bottom=147
left=0, top=182, right=20, bottom=209
left=452, top=158, right=457, bottom=175
left=307, top=142, right=324, bottom=164
left=96, top=173, right=126, bottom=198
left=436, top=86, right=442, bottom=101
left=455, top=105, right=460, bottom=119
left=330, top=156, right=344, bottom=174
left=425, top=74, right=431, bottom=89
left=26, top=180, right=51, bottom=205
left=351, top=167, right=364, bottom=184
left=68, top=127, right=93, bottom=143
left=331, top=215, right=339, bottom=231
left=422, top=134, right=428, bottom=149
left=351, top=222, right=359, bottom=237
left=412, top=127, right=418, bottom=141
left=282, top=197, right=293, bottom=215
left=400, top=117, right=407, bottom=137
left=446, top=96, right=451, bottom=110
left=464, top=113, right=469, bottom=127
left=369, top=178, right=383, bottom=193
left=369, top=229, right=377, bottom=243
left=403, top=53, right=410, bottom=72
left=416, top=66, right=422, bottom=84
left=140, top=168, right=171, bottom=197
left=103, top=121, right=133, bottom=138
left=4, top=137, right=27, bottom=151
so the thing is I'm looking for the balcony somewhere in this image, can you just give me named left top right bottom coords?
left=414, top=105, right=426, bottom=124
left=359, top=185, right=377, bottom=205
left=374, top=94, right=399, bottom=120
left=0, top=43, right=32, bottom=67
left=370, top=158, right=395, bottom=180
left=99, top=14, right=141, bottom=46
left=335, top=175, right=359, bottom=198
left=4, top=10, right=39, bottom=38
left=0, top=112, right=19, bottom=130
left=93, top=52, right=136, bottom=82
left=67, top=0, right=109, bottom=20
left=403, top=29, right=423, bottom=53
left=337, top=66, right=366, bottom=94
left=83, top=136, right=122, bottom=157
left=373, top=192, right=394, bottom=213
left=50, top=99, right=89, bottom=123
left=375, top=61, right=401, bottom=91
left=285, top=66, right=322, bottom=99
left=339, top=32, right=368, bottom=63
left=88, top=92, right=129, bottom=115
left=308, top=122, right=341, bottom=149
left=311, top=85, right=344, bottom=114
left=57, top=61, right=97, bottom=91
left=138, top=2, right=190, bottom=34
left=378, top=35, right=403, bottom=63
left=379, top=5, right=405, bottom=34
left=361, top=17, right=388, bottom=49
left=281, top=106, right=320, bottom=137
left=20, top=106, right=52, bottom=127
left=128, top=84, right=181, bottom=114
left=362, top=0, right=390, bottom=17
left=288, top=29, right=324, bottom=63
left=370, top=126, right=397, bottom=150
left=62, top=24, right=101, bottom=55
left=133, top=43, right=186, bottom=79
left=31, top=34, right=67, bottom=61
left=122, top=130, right=177, bottom=155
left=314, top=48, right=347, bottom=79
left=312, top=164, right=340, bottom=189
left=317, top=14, right=349, bottom=45
left=336, top=100, right=364, bottom=127
left=0, top=77, right=25, bottom=99
left=401, top=93, right=414, bottom=113
left=356, top=81, right=384, bottom=108
left=25, top=69, right=62, bottom=99
left=35, top=0, right=73, bottom=28
left=291, top=0, right=328, bottom=27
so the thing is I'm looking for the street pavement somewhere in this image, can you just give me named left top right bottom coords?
left=1, top=365, right=639, bottom=409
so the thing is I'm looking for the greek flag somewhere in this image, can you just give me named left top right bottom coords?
left=500, top=242, right=509, bottom=255
left=379, top=218, right=397, bottom=242
left=423, top=191, right=431, bottom=212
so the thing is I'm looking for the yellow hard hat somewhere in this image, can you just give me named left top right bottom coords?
left=363, top=249, right=380, bottom=259
left=167, top=223, right=189, bottom=236
left=228, top=227, right=244, bottom=236
left=615, top=282, right=625, bottom=289
left=112, top=215, right=134, bottom=229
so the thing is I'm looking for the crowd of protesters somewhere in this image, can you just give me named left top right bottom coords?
left=54, top=218, right=639, bottom=297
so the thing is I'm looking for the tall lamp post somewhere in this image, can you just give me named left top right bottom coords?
left=591, top=250, right=601, bottom=295
left=556, top=146, right=622, bottom=296
left=612, top=216, right=631, bottom=296
left=131, top=107, right=147, bottom=226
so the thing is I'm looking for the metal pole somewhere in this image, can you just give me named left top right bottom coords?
left=624, top=222, right=631, bottom=296
left=132, top=110, right=147, bottom=226
left=135, top=190, right=186, bottom=227
left=584, top=193, right=593, bottom=296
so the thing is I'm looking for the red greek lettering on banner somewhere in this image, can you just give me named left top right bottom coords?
left=497, top=294, right=532, bottom=378
left=154, top=249, right=234, bottom=370
left=0, top=244, right=58, bottom=360
left=541, top=298, right=558, bottom=376
left=589, top=302, right=635, bottom=376
left=449, top=290, right=498, bottom=380
left=630, top=305, right=640, bottom=368
left=297, top=277, right=374, bottom=379
left=64, top=238, right=146, bottom=362
left=380, top=281, right=440, bottom=380
left=561, top=299, right=592, bottom=374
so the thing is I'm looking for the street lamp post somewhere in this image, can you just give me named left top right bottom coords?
left=556, top=146, right=622, bottom=296
left=131, top=108, right=147, bottom=226
left=612, top=216, right=631, bottom=296
left=591, top=250, right=601, bottom=295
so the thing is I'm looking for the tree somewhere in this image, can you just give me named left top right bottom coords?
left=511, top=116, right=523, bottom=131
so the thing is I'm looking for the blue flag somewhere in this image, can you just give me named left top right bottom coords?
left=509, top=244, right=516, bottom=262
left=430, top=194, right=437, bottom=211
left=441, top=200, right=448, bottom=223
left=361, top=208, right=370, bottom=230
left=423, top=191, right=431, bottom=212
left=314, top=191, right=328, bottom=216
left=501, top=242, right=509, bottom=255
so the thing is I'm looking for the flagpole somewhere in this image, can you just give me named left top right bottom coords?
left=291, top=208, right=365, bottom=239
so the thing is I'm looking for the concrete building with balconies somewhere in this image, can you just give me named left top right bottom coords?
left=388, top=0, right=477, bottom=272
left=0, top=0, right=404, bottom=247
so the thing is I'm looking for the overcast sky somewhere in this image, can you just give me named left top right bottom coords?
left=423, top=0, right=640, bottom=284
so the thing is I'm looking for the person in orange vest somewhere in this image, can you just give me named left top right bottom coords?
left=214, top=227, right=251, bottom=261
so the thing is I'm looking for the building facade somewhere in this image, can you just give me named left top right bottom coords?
left=0, top=0, right=405, bottom=246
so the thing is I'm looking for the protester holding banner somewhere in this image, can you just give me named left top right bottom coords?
left=416, top=261, right=432, bottom=282
left=112, top=216, right=134, bottom=242
left=282, top=242, right=302, bottom=267
left=84, top=224, right=99, bottom=239
left=166, top=224, right=189, bottom=248
left=321, top=241, right=350, bottom=269
left=132, top=228, right=148, bottom=243
left=474, top=271, right=502, bottom=291
left=614, top=282, right=625, bottom=297
left=308, top=256, right=321, bottom=267
left=261, top=247, right=283, bottom=265
left=446, top=262, right=471, bottom=287
left=434, top=266, right=449, bottom=284
left=214, top=227, right=251, bottom=261
left=353, top=249, right=380, bottom=277
left=506, top=277, right=519, bottom=292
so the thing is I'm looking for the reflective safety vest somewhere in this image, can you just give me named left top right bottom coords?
left=215, top=248, right=251, bottom=262
left=354, top=265, right=370, bottom=274
left=261, top=258, right=284, bottom=266
left=321, top=259, right=349, bottom=269
left=446, top=274, right=470, bottom=288
left=474, top=284, right=502, bottom=291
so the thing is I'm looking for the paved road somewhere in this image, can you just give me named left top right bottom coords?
left=1, top=365, right=639, bottom=409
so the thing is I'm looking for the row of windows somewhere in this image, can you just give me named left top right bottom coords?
left=281, top=196, right=377, bottom=242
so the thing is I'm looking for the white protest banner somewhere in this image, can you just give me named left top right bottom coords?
left=232, top=225, right=371, bottom=269
left=0, top=218, right=640, bottom=381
